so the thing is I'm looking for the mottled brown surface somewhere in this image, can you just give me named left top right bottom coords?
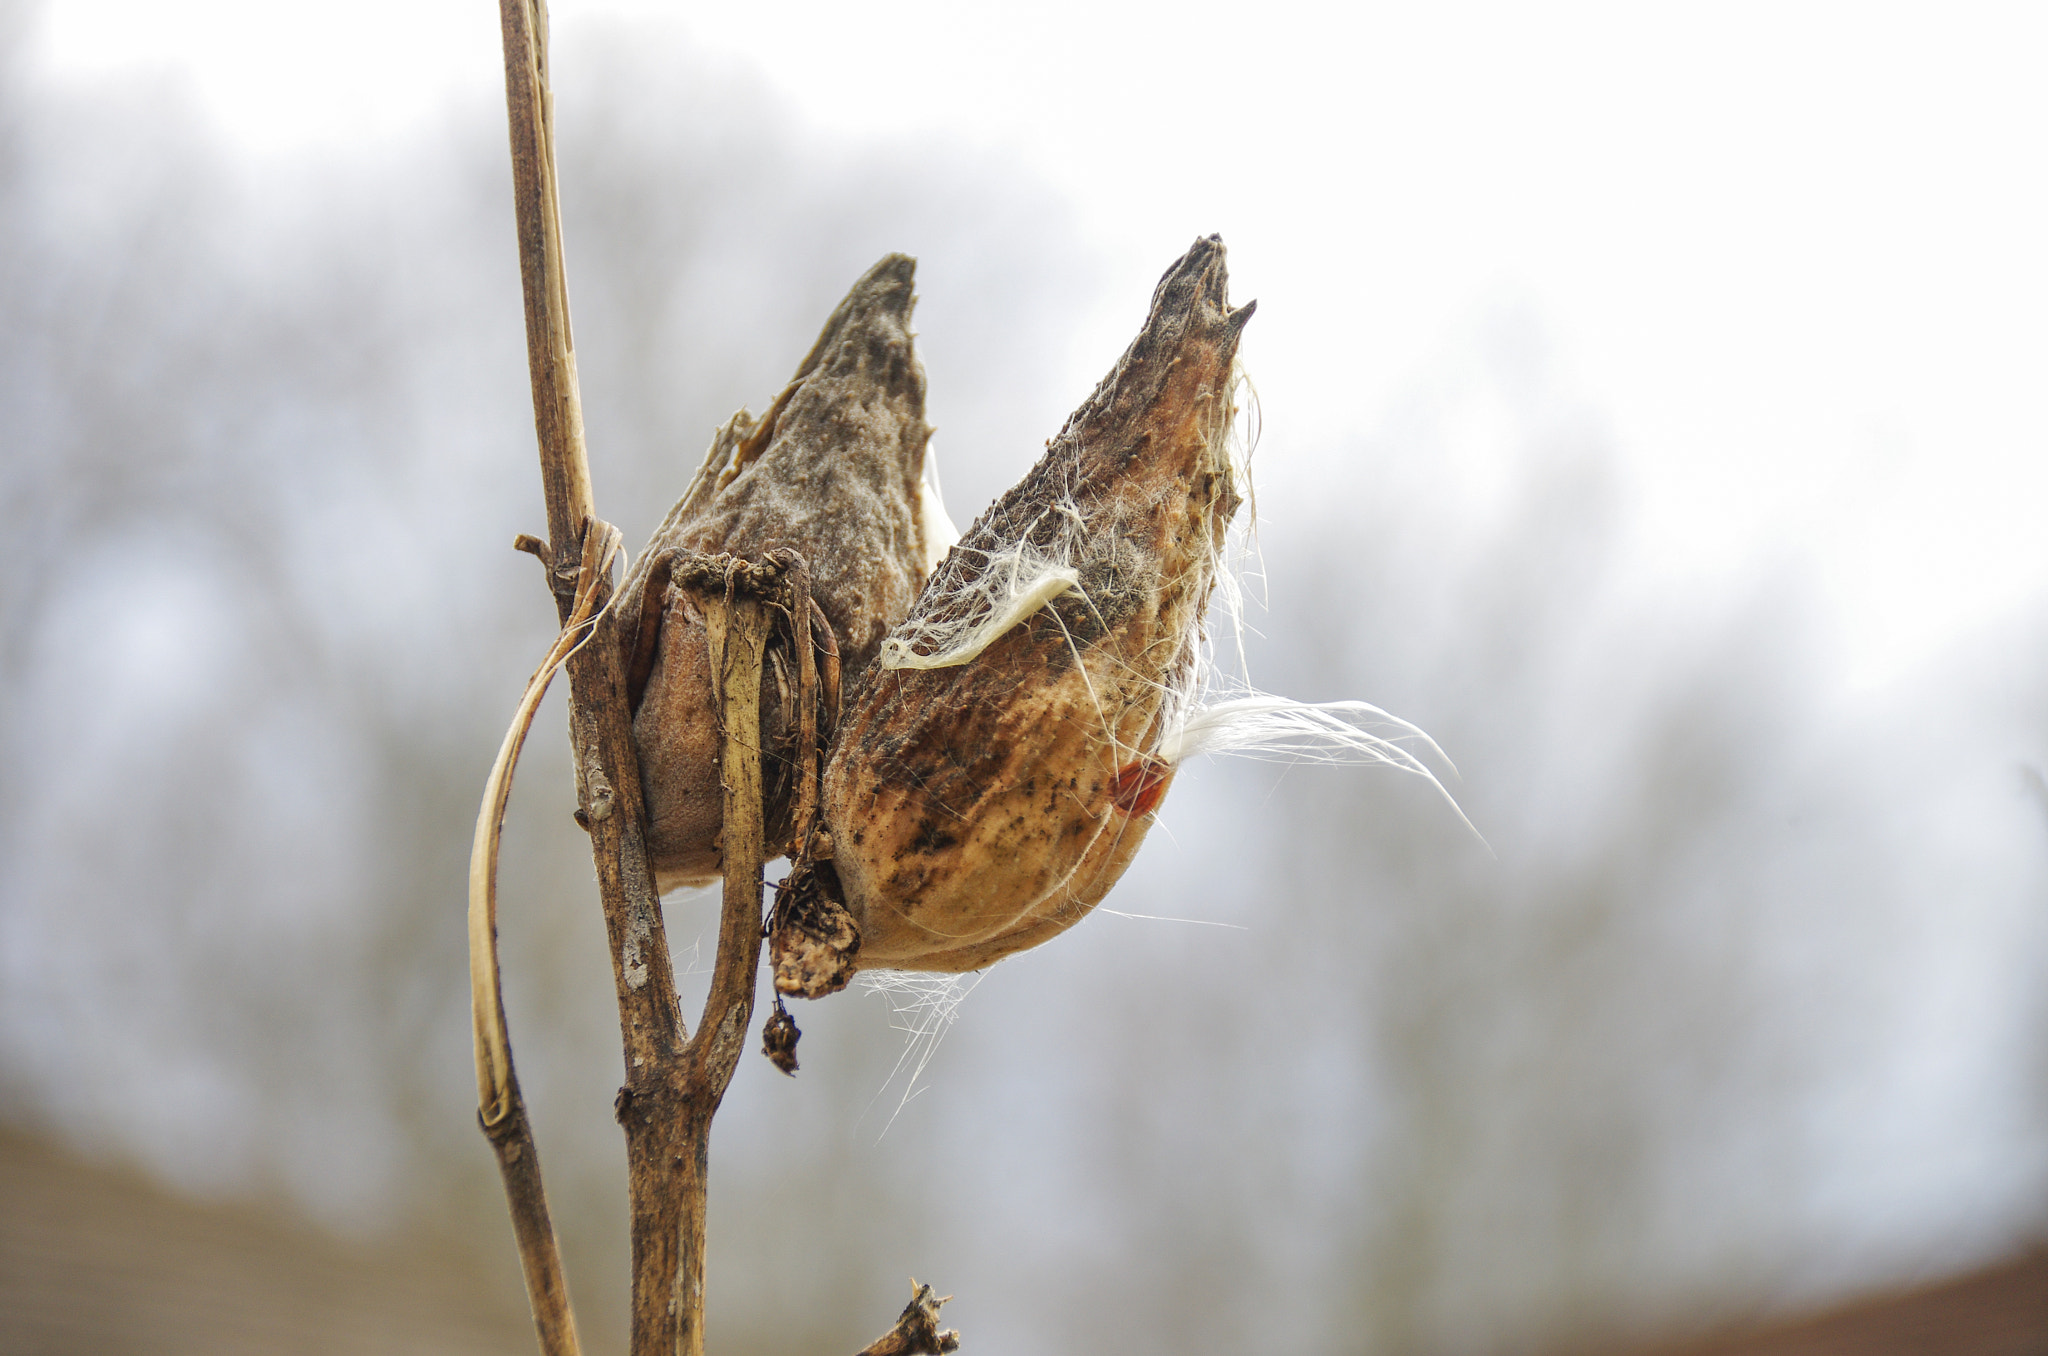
left=823, top=235, right=1251, bottom=971
left=618, top=256, right=935, bottom=892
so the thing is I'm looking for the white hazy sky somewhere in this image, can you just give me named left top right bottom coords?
left=32, top=1, right=2048, bottom=694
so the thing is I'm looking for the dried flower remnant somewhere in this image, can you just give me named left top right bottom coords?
left=614, top=256, right=954, bottom=893
left=760, top=998, right=801, bottom=1075
left=769, top=855, right=862, bottom=999
left=819, top=235, right=1253, bottom=972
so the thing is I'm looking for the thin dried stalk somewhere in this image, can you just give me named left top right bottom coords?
left=479, top=1075, right=582, bottom=1356
left=674, top=555, right=775, bottom=1356
left=495, top=0, right=694, bottom=1351
left=499, top=0, right=594, bottom=593
left=466, top=523, right=618, bottom=1356
left=492, top=8, right=960, bottom=1355
left=470, top=525, right=619, bottom=1128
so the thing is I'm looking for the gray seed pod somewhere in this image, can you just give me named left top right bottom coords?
left=617, top=256, right=946, bottom=893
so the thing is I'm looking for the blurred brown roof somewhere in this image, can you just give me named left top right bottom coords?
left=0, top=1125, right=531, bottom=1356
left=1629, top=1248, right=2048, bottom=1356
left=5, top=1116, right=2044, bottom=1356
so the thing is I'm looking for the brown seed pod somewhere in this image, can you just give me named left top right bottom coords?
left=615, top=256, right=948, bottom=893
left=818, top=235, right=1254, bottom=972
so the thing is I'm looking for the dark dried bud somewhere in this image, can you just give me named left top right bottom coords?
left=760, top=999, right=801, bottom=1076
left=820, top=236, right=1253, bottom=971
left=616, top=256, right=951, bottom=893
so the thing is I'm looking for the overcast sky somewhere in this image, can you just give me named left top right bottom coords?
left=31, top=0, right=2048, bottom=695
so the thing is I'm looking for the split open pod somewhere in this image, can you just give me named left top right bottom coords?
left=617, top=255, right=952, bottom=893
left=807, top=235, right=1253, bottom=976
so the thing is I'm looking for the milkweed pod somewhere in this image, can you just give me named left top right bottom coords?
left=818, top=235, right=1253, bottom=972
left=618, top=256, right=947, bottom=893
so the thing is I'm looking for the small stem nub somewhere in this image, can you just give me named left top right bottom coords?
left=857, top=1281, right=961, bottom=1356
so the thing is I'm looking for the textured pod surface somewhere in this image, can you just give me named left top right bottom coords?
left=822, top=236, right=1252, bottom=971
left=618, top=256, right=939, bottom=892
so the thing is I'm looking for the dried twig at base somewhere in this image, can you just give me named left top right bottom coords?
left=857, top=1282, right=961, bottom=1356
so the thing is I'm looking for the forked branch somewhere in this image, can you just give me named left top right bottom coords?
left=484, top=3, right=958, bottom=1353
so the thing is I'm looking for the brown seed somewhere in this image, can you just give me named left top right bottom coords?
left=616, top=256, right=946, bottom=893
left=819, top=235, right=1253, bottom=972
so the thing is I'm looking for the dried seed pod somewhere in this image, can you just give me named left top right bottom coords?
left=616, top=256, right=951, bottom=892
left=819, top=235, right=1253, bottom=972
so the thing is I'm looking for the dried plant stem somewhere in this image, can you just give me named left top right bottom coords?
left=678, top=559, right=775, bottom=1355
left=490, top=7, right=958, bottom=1356
left=495, top=0, right=695, bottom=1351
left=499, top=0, right=594, bottom=591
left=471, top=525, right=620, bottom=1130
left=479, top=1075, right=582, bottom=1356
left=492, top=9, right=786, bottom=1348
left=468, top=523, right=618, bottom=1356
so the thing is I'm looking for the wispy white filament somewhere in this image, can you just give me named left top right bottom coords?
left=1158, top=693, right=1485, bottom=844
left=916, top=442, right=962, bottom=578
left=858, top=969, right=984, bottom=1137
left=878, top=551, right=1080, bottom=671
